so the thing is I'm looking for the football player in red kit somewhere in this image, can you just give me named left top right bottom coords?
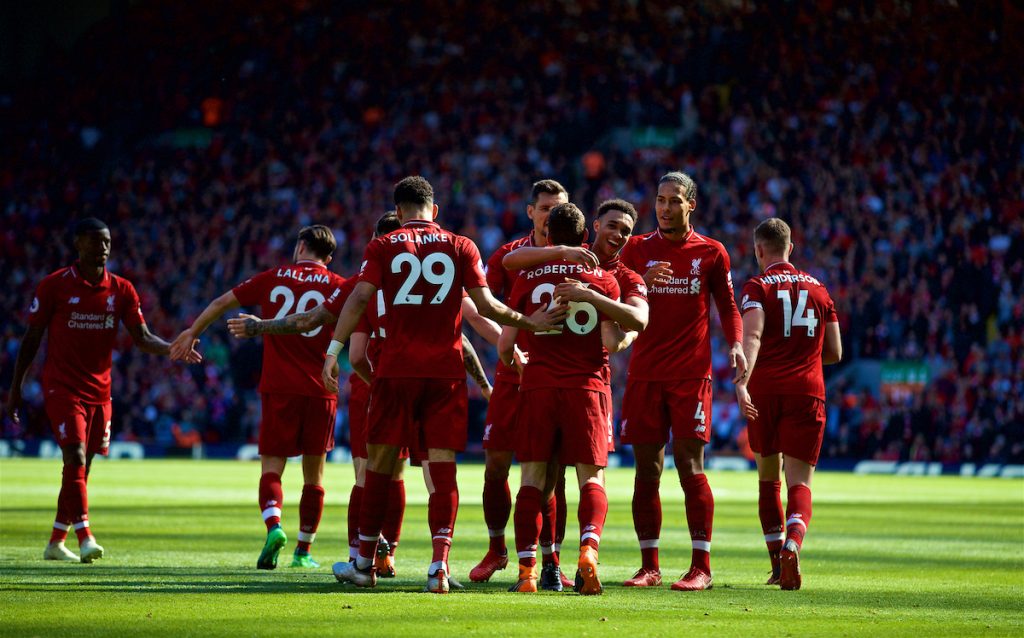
left=325, top=176, right=564, bottom=593
left=171, top=225, right=344, bottom=570
left=734, top=218, right=842, bottom=590
left=8, top=218, right=200, bottom=563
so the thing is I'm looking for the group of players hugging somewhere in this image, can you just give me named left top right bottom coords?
left=7, top=171, right=841, bottom=594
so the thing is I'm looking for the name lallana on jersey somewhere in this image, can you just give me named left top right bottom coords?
left=275, top=268, right=333, bottom=284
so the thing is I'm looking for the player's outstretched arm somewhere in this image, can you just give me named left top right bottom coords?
left=128, top=322, right=199, bottom=361
left=502, top=245, right=599, bottom=271
left=461, top=295, right=501, bottom=346
left=462, top=333, right=492, bottom=400
left=170, top=291, right=240, bottom=360
left=5, top=325, right=45, bottom=424
left=348, top=331, right=371, bottom=385
left=823, top=321, right=843, bottom=365
left=466, top=286, right=567, bottom=332
left=322, top=281, right=375, bottom=394
left=554, top=278, right=649, bottom=332
left=227, top=304, right=336, bottom=339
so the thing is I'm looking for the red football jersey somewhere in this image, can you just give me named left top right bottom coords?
left=486, top=234, right=536, bottom=385
left=359, top=220, right=487, bottom=379
left=509, top=260, right=620, bottom=392
left=27, top=264, right=145, bottom=403
left=619, top=229, right=742, bottom=381
left=600, top=256, right=648, bottom=385
left=232, top=261, right=346, bottom=398
left=741, top=262, right=838, bottom=399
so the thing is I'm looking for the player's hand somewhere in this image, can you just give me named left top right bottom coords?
left=227, top=313, right=261, bottom=339
left=169, top=329, right=201, bottom=362
left=5, top=387, right=21, bottom=424
left=322, top=355, right=340, bottom=394
left=512, top=345, right=529, bottom=376
left=730, top=342, right=748, bottom=383
left=735, top=383, right=758, bottom=420
left=553, top=278, right=594, bottom=303
left=643, top=261, right=673, bottom=287
left=559, top=246, right=600, bottom=268
left=528, top=300, right=568, bottom=332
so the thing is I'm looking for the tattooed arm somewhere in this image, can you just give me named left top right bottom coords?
left=462, top=333, right=492, bottom=400
left=227, top=304, right=337, bottom=338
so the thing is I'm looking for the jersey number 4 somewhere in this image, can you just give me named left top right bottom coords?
left=777, top=289, right=817, bottom=337
left=391, top=253, right=455, bottom=305
left=270, top=286, right=327, bottom=337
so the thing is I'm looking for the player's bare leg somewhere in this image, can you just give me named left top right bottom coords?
left=670, top=439, right=714, bottom=591
left=470, top=449, right=512, bottom=582
left=756, top=453, right=784, bottom=584
left=288, top=454, right=325, bottom=568
left=257, top=455, right=288, bottom=570
left=573, top=466, right=607, bottom=596
left=375, top=459, right=406, bottom=578
left=624, top=443, right=664, bottom=586
left=334, top=443, right=400, bottom=588
left=510, top=462, right=547, bottom=592
left=780, top=456, right=815, bottom=590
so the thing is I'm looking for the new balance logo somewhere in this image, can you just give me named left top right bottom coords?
left=694, top=425, right=707, bottom=434
left=690, top=258, right=702, bottom=275
left=266, top=500, right=278, bottom=507
left=437, top=528, right=452, bottom=535
left=69, top=297, right=80, bottom=304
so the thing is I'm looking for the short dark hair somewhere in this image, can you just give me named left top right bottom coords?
left=547, top=203, right=586, bottom=247
left=595, top=198, right=638, bottom=224
left=754, top=218, right=792, bottom=254
left=393, top=176, right=434, bottom=208
left=375, top=211, right=401, bottom=237
left=530, top=179, right=568, bottom=204
left=73, top=217, right=109, bottom=237
left=297, top=225, right=337, bottom=259
left=659, top=171, right=697, bottom=201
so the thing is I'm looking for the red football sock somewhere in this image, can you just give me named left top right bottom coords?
left=539, top=494, right=558, bottom=565
left=356, top=470, right=390, bottom=569
left=786, top=484, right=813, bottom=550
left=514, top=485, right=544, bottom=568
left=62, top=464, right=91, bottom=543
left=759, top=480, right=785, bottom=569
left=382, top=479, right=405, bottom=554
left=554, top=475, right=567, bottom=555
left=578, top=482, right=608, bottom=551
left=427, top=462, right=458, bottom=572
left=258, top=472, right=283, bottom=531
left=49, top=473, right=72, bottom=544
left=632, top=476, right=662, bottom=571
left=347, top=484, right=363, bottom=559
left=482, top=475, right=511, bottom=555
left=296, top=483, right=325, bottom=553
left=681, top=473, right=714, bottom=574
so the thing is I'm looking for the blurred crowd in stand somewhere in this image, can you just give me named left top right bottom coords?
left=2, top=1, right=1021, bottom=463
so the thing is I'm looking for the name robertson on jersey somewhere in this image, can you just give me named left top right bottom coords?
left=759, top=272, right=822, bottom=286
left=277, top=268, right=332, bottom=284
left=524, top=264, right=604, bottom=280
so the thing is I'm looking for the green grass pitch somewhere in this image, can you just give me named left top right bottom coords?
left=1, top=458, right=1021, bottom=637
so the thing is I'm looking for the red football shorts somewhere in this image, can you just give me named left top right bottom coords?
left=366, top=377, right=468, bottom=452
left=516, top=388, right=609, bottom=467
left=620, top=378, right=713, bottom=445
left=259, top=393, right=337, bottom=457
left=348, top=377, right=370, bottom=459
left=482, top=380, right=520, bottom=451
left=747, top=394, right=826, bottom=465
left=45, top=395, right=111, bottom=456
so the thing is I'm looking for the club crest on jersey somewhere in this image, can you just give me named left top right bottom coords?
left=106, top=295, right=116, bottom=311
left=690, top=258, right=702, bottom=275
left=483, top=424, right=492, bottom=441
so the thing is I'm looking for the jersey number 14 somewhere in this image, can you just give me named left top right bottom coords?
left=777, top=289, right=817, bottom=337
